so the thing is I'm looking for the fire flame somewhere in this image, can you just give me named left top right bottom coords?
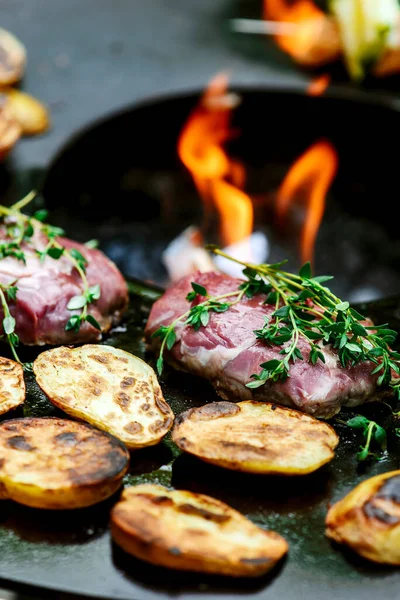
left=263, top=0, right=340, bottom=67
left=178, top=73, right=253, bottom=246
left=307, top=73, right=331, bottom=96
left=276, top=139, right=338, bottom=265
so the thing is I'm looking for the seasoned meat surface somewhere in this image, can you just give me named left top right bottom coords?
left=0, top=227, right=128, bottom=345
left=145, top=271, right=379, bottom=418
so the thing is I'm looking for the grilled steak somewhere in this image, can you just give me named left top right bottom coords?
left=145, top=271, right=380, bottom=418
left=0, top=227, right=128, bottom=345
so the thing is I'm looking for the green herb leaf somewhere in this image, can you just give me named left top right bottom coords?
left=3, top=315, right=16, bottom=335
left=347, top=416, right=370, bottom=430
left=85, top=314, right=102, bottom=331
left=65, top=315, right=81, bottom=332
left=33, top=209, right=48, bottom=222
left=87, top=284, right=101, bottom=301
left=299, top=262, right=312, bottom=279
left=67, top=295, right=87, bottom=310
left=47, top=247, right=65, bottom=259
left=336, top=301, right=350, bottom=311
left=166, top=329, right=176, bottom=350
left=84, top=239, right=99, bottom=249
left=374, top=424, right=387, bottom=449
left=191, top=282, right=207, bottom=296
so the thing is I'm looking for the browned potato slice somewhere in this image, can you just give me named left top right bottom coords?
left=0, top=357, right=25, bottom=415
left=172, top=401, right=338, bottom=475
left=326, top=470, right=400, bottom=564
left=0, top=417, right=129, bottom=509
left=3, top=88, right=50, bottom=135
left=111, top=484, right=288, bottom=576
left=0, top=27, right=26, bottom=86
left=0, top=97, right=21, bottom=159
left=33, top=345, right=174, bottom=450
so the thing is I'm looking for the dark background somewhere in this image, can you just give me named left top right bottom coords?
left=3, top=0, right=399, bottom=180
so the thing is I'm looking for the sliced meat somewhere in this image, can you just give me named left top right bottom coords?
left=0, top=227, right=128, bottom=345
left=145, top=271, right=380, bottom=419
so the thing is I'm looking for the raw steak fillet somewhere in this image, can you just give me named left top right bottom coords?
left=145, top=271, right=380, bottom=419
left=0, top=227, right=128, bottom=345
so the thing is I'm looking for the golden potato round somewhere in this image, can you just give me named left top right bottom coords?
left=326, top=470, right=400, bottom=564
left=0, top=357, right=25, bottom=415
left=33, top=345, right=174, bottom=450
left=172, top=401, right=339, bottom=475
left=0, top=97, right=21, bottom=159
left=0, top=27, right=26, bottom=86
left=111, top=484, right=288, bottom=577
left=3, top=88, right=50, bottom=135
left=0, top=417, right=129, bottom=509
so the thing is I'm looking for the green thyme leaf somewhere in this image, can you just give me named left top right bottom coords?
left=87, top=284, right=101, bottom=301
left=65, top=315, right=81, bottom=332
left=3, top=315, right=16, bottom=335
left=299, top=262, right=312, bottom=278
left=347, top=416, right=370, bottom=430
left=86, top=314, right=102, bottom=331
left=84, top=239, right=99, bottom=249
left=67, top=295, right=87, bottom=310
left=33, top=209, right=48, bottom=222
left=166, top=329, right=176, bottom=350
left=47, top=247, right=64, bottom=259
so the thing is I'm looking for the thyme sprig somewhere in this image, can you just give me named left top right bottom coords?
left=152, top=281, right=250, bottom=374
left=346, top=415, right=387, bottom=461
left=0, top=191, right=102, bottom=362
left=154, top=247, right=400, bottom=408
left=208, top=248, right=400, bottom=397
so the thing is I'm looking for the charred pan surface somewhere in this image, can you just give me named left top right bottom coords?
left=172, top=401, right=338, bottom=475
left=0, top=357, right=25, bottom=415
left=145, top=271, right=380, bottom=419
left=0, top=226, right=128, bottom=346
left=326, top=470, right=400, bottom=563
left=0, top=417, right=129, bottom=509
left=33, top=345, right=174, bottom=449
left=110, top=484, right=288, bottom=577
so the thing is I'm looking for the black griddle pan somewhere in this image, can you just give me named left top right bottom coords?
left=1, top=86, right=400, bottom=600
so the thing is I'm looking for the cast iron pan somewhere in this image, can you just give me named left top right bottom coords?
left=1, top=86, right=400, bottom=600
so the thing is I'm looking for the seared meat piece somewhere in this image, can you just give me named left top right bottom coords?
left=0, top=228, right=128, bottom=345
left=145, top=272, right=380, bottom=419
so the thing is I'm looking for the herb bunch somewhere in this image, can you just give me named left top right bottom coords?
left=153, top=246, right=400, bottom=403
left=0, top=191, right=101, bottom=363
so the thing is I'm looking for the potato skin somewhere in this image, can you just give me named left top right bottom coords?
left=0, top=357, right=25, bottom=415
left=111, top=484, right=288, bottom=577
left=0, top=27, right=26, bottom=86
left=326, top=470, right=400, bottom=564
left=0, top=417, right=129, bottom=509
left=33, top=345, right=174, bottom=449
left=172, top=401, right=338, bottom=475
left=3, top=88, right=50, bottom=135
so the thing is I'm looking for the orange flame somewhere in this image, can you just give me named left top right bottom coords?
left=276, top=139, right=338, bottom=265
left=307, top=73, right=331, bottom=96
left=178, top=74, right=253, bottom=246
left=263, top=0, right=340, bottom=67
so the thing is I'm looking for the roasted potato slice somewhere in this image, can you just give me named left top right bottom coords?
left=3, top=88, right=50, bottom=135
left=0, top=27, right=26, bottom=86
left=0, top=357, right=25, bottom=415
left=111, top=484, right=288, bottom=576
left=0, top=97, right=21, bottom=159
left=326, top=470, right=400, bottom=564
left=0, top=417, right=129, bottom=509
left=172, top=401, right=338, bottom=475
left=33, top=345, right=174, bottom=450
